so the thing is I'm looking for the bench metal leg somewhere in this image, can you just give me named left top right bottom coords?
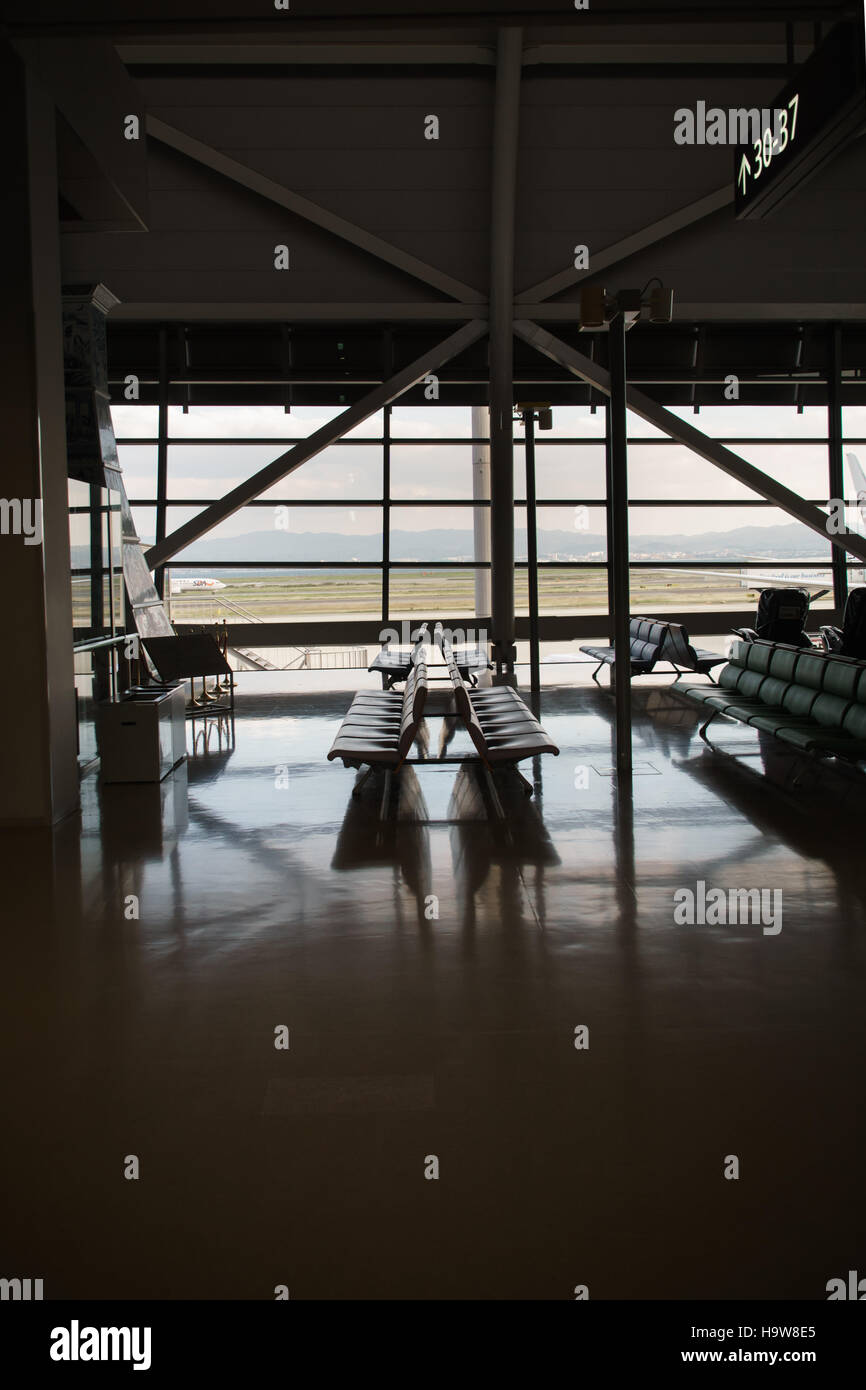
left=351, top=766, right=374, bottom=799
left=699, top=708, right=719, bottom=745
left=591, top=663, right=605, bottom=688
left=513, top=768, right=534, bottom=797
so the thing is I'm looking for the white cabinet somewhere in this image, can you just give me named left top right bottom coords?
left=98, top=686, right=187, bottom=783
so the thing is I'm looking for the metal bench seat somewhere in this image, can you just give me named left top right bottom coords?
left=580, top=618, right=670, bottom=686
left=677, top=638, right=866, bottom=770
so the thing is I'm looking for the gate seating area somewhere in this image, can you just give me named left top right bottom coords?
left=329, top=637, right=559, bottom=817
left=677, top=639, right=866, bottom=768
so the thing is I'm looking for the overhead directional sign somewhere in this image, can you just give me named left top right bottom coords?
left=734, top=18, right=866, bottom=219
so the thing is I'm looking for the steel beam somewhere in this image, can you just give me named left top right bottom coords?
left=146, top=116, right=483, bottom=304
left=471, top=405, right=492, bottom=621
left=109, top=302, right=488, bottom=321
left=515, top=186, right=732, bottom=305
left=828, top=325, right=848, bottom=612
left=488, top=26, right=522, bottom=669
left=154, top=326, right=169, bottom=599
left=513, top=319, right=866, bottom=565
left=523, top=410, right=541, bottom=694
left=145, top=319, right=487, bottom=569
left=16, top=37, right=149, bottom=229
left=119, top=43, right=496, bottom=65
left=608, top=312, right=632, bottom=778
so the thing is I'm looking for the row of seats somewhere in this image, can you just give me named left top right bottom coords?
left=581, top=617, right=727, bottom=684
left=368, top=624, right=491, bottom=689
left=327, top=655, right=428, bottom=769
left=447, top=666, right=560, bottom=768
left=581, top=618, right=671, bottom=685
left=678, top=639, right=866, bottom=761
left=437, top=632, right=559, bottom=775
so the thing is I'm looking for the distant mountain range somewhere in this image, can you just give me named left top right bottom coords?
left=108, top=522, right=827, bottom=568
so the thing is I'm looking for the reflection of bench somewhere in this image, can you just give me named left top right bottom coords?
left=659, top=622, right=726, bottom=679
left=677, top=639, right=866, bottom=768
left=580, top=618, right=669, bottom=687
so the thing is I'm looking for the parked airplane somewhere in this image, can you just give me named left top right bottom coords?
left=169, top=577, right=227, bottom=593
left=677, top=452, right=866, bottom=598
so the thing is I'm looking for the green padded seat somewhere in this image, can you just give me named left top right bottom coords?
left=720, top=701, right=781, bottom=722
left=743, top=644, right=774, bottom=674
left=703, top=688, right=766, bottom=711
left=747, top=710, right=810, bottom=734
left=767, top=646, right=800, bottom=681
left=775, top=726, right=866, bottom=756
left=721, top=667, right=765, bottom=697
left=794, top=651, right=827, bottom=689
left=809, top=692, right=852, bottom=727
left=822, top=660, right=862, bottom=701
left=675, top=684, right=713, bottom=703
left=781, top=683, right=818, bottom=719
left=842, top=701, right=866, bottom=741
left=756, top=675, right=791, bottom=707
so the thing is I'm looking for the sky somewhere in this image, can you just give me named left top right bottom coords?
left=111, top=402, right=866, bottom=547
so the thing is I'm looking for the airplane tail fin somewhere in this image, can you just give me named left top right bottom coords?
left=847, top=451, right=866, bottom=497
left=844, top=453, right=866, bottom=538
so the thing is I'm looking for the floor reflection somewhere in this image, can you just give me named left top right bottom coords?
left=1, top=680, right=865, bottom=1299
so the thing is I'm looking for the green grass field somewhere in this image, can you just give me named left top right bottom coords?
left=162, top=568, right=822, bottom=624
left=72, top=568, right=834, bottom=634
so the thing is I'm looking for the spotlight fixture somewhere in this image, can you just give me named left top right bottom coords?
left=578, top=282, right=674, bottom=330
left=515, top=402, right=553, bottom=429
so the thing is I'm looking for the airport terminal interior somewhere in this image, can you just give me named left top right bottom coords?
left=3, top=0, right=866, bottom=1300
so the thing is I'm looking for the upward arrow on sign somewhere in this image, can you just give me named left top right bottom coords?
left=737, top=153, right=751, bottom=195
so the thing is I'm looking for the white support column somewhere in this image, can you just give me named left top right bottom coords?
left=471, top=405, right=492, bottom=621
left=0, top=52, right=78, bottom=824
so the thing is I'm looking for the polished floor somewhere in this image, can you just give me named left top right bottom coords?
left=1, top=669, right=865, bottom=1300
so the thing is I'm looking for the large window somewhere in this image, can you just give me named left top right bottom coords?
left=114, top=397, right=850, bottom=644
left=114, top=404, right=490, bottom=628
left=513, top=403, right=841, bottom=618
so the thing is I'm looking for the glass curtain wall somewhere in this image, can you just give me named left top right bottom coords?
left=114, top=398, right=849, bottom=656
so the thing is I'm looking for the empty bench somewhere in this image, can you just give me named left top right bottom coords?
left=581, top=619, right=670, bottom=687
left=659, top=622, right=727, bottom=679
left=448, top=668, right=559, bottom=797
left=440, top=634, right=559, bottom=801
left=677, top=639, right=866, bottom=768
left=327, top=656, right=428, bottom=812
left=368, top=638, right=426, bottom=690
